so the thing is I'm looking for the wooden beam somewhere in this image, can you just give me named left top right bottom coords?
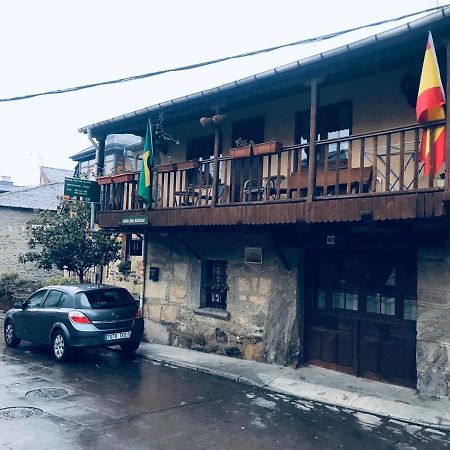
left=273, top=241, right=291, bottom=272
left=211, top=121, right=222, bottom=206
left=96, top=136, right=106, bottom=176
left=307, top=80, right=318, bottom=201
left=172, top=233, right=201, bottom=260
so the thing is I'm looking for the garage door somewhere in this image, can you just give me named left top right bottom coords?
left=306, top=250, right=417, bottom=388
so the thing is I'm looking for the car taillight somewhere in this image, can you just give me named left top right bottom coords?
left=135, top=308, right=142, bottom=319
left=68, top=311, right=91, bottom=324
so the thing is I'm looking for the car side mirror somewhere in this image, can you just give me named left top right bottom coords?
left=13, top=301, right=25, bottom=309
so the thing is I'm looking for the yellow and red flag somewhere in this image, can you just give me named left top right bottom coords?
left=416, top=31, right=446, bottom=176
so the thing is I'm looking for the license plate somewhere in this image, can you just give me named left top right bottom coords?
left=104, top=331, right=131, bottom=341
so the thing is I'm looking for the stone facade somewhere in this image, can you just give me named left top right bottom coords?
left=103, top=256, right=143, bottom=299
left=417, top=246, right=450, bottom=398
left=143, top=230, right=300, bottom=366
left=0, top=207, right=59, bottom=283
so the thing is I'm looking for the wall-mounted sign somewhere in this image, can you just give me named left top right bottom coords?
left=64, top=177, right=100, bottom=203
left=245, top=247, right=263, bottom=264
left=120, top=216, right=148, bottom=225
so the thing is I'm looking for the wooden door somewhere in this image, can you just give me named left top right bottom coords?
left=306, top=250, right=417, bottom=388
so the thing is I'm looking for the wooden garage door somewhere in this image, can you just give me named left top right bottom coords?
left=306, top=250, right=417, bottom=388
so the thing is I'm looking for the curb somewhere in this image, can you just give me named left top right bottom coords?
left=137, top=351, right=450, bottom=432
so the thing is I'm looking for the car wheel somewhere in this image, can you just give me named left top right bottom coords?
left=4, top=321, right=21, bottom=347
left=120, top=341, right=140, bottom=354
left=52, top=331, right=70, bottom=362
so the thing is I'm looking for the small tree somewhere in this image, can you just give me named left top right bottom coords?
left=20, top=199, right=121, bottom=283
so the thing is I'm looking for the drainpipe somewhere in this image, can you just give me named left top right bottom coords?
left=91, top=133, right=106, bottom=284
left=87, top=132, right=99, bottom=232
left=139, top=232, right=147, bottom=312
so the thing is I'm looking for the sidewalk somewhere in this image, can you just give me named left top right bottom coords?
left=136, top=342, right=450, bottom=431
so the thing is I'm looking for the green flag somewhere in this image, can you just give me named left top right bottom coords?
left=138, top=120, right=154, bottom=207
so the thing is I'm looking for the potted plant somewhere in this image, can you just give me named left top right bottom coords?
left=96, top=174, right=113, bottom=185
left=117, top=260, right=131, bottom=274
left=111, top=169, right=136, bottom=183
left=252, top=139, right=283, bottom=156
left=205, top=280, right=229, bottom=295
left=229, top=138, right=253, bottom=159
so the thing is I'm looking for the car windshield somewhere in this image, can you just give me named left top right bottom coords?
left=76, top=289, right=136, bottom=309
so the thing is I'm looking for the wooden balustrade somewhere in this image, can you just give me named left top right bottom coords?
left=98, top=120, right=447, bottom=212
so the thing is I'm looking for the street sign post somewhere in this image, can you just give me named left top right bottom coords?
left=64, top=178, right=100, bottom=203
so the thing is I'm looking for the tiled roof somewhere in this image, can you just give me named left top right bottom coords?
left=0, top=182, right=64, bottom=211
left=40, top=166, right=74, bottom=183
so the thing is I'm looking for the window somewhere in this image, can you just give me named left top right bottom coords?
left=42, top=290, right=63, bottom=308
left=204, top=260, right=228, bottom=310
left=313, top=251, right=417, bottom=321
left=76, top=288, right=136, bottom=309
left=186, top=135, right=216, bottom=185
left=295, top=101, right=352, bottom=167
left=59, top=293, right=71, bottom=308
left=230, top=116, right=265, bottom=202
left=27, top=290, right=47, bottom=309
left=231, top=116, right=265, bottom=146
left=126, top=234, right=142, bottom=258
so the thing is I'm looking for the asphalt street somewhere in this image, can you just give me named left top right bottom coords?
left=0, top=327, right=449, bottom=449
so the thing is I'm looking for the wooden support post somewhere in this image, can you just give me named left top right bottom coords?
left=211, top=122, right=222, bottom=206
left=96, top=136, right=106, bottom=176
left=307, top=80, right=318, bottom=201
left=445, top=40, right=450, bottom=191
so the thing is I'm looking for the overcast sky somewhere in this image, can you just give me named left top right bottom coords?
left=0, top=0, right=442, bottom=186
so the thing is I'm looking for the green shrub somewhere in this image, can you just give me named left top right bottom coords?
left=45, top=276, right=79, bottom=286
left=118, top=261, right=131, bottom=274
left=0, top=272, right=20, bottom=298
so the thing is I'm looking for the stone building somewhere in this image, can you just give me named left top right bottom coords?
left=79, top=9, right=450, bottom=398
left=0, top=182, right=64, bottom=282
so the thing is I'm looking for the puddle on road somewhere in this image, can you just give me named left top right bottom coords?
left=251, top=397, right=277, bottom=409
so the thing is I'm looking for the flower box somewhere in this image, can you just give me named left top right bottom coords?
left=176, top=160, right=199, bottom=171
left=96, top=175, right=113, bottom=185
left=111, top=172, right=135, bottom=183
left=157, top=163, right=177, bottom=173
left=229, top=146, right=252, bottom=159
left=252, top=141, right=283, bottom=156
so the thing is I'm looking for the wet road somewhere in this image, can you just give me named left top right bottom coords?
left=0, top=328, right=449, bottom=449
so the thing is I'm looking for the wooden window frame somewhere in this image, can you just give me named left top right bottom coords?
left=312, top=250, right=417, bottom=324
left=202, top=260, right=228, bottom=310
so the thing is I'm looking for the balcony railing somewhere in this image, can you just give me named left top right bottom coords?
left=99, top=120, right=447, bottom=212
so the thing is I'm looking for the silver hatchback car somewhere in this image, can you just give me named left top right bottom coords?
left=4, top=284, right=144, bottom=361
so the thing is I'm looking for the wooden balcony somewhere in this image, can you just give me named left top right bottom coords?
left=97, top=121, right=449, bottom=229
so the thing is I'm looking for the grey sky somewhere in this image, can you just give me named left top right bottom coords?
left=0, top=0, right=439, bottom=186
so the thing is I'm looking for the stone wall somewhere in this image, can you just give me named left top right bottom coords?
left=417, top=246, right=450, bottom=398
left=143, top=230, right=300, bottom=366
left=103, top=256, right=143, bottom=299
left=0, top=207, right=59, bottom=283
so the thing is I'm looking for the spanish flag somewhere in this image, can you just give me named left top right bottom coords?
left=416, top=31, right=446, bottom=176
left=138, top=120, right=154, bottom=207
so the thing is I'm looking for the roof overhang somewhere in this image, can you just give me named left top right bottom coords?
left=79, top=7, right=450, bottom=139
